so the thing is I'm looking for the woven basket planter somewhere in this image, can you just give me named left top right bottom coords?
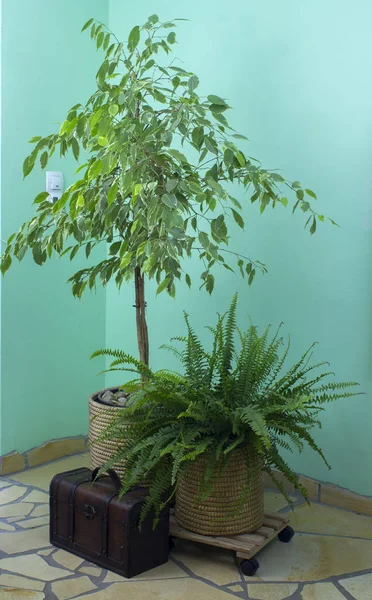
left=88, top=388, right=127, bottom=479
left=175, top=448, right=264, bottom=536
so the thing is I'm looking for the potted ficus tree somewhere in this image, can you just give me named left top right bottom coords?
left=1, top=15, right=328, bottom=474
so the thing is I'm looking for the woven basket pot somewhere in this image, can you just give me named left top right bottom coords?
left=175, top=448, right=264, bottom=536
left=88, top=388, right=127, bottom=479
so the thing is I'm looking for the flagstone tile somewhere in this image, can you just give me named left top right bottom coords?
left=0, top=487, right=27, bottom=505
left=78, top=579, right=240, bottom=599
left=0, top=481, right=11, bottom=489
left=51, top=576, right=96, bottom=600
left=0, top=503, right=33, bottom=518
left=30, top=506, right=49, bottom=518
left=79, top=567, right=102, bottom=577
left=18, top=516, right=49, bottom=529
left=302, top=582, right=346, bottom=599
left=244, top=534, right=372, bottom=581
left=0, top=523, right=15, bottom=532
left=11, top=454, right=89, bottom=491
left=229, top=584, right=244, bottom=593
left=0, top=526, right=50, bottom=554
left=264, top=492, right=297, bottom=513
left=103, top=560, right=188, bottom=583
left=53, top=549, right=85, bottom=571
left=173, top=540, right=240, bottom=585
left=22, top=491, right=49, bottom=504
left=339, top=572, right=372, bottom=599
left=0, top=574, right=44, bottom=592
left=0, top=555, right=71, bottom=582
left=292, top=503, right=372, bottom=539
left=37, top=549, right=53, bottom=557
left=248, top=583, right=298, bottom=599
left=0, top=590, right=44, bottom=600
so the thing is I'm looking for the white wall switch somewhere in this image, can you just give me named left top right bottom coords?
left=46, top=171, right=64, bottom=202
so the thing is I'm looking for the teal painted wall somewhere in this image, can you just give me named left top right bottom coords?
left=0, top=0, right=109, bottom=455
left=108, top=0, right=372, bottom=495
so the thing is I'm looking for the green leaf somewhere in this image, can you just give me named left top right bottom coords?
left=128, top=25, right=140, bottom=52
left=185, top=273, right=191, bottom=288
left=148, top=14, right=159, bottom=23
left=192, top=126, right=204, bottom=150
left=167, top=32, right=176, bottom=44
left=188, top=75, right=199, bottom=92
left=224, top=148, right=234, bottom=167
left=296, top=189, right=304, bottom=201
left=161, top=193, right=177, bottom=208
left=103, top=33, right=110, bottom=51
left=210, top=103, right=228, bottom=113
left=232, top=133, right=248, bottom=140
left=109, top=104, right=119, bottom=116
left=77, top=195, right=85, bottom=208
left=70, top=246, right=79, bottom=260
left=120, top=253, right=131, bottom=270
left=310, top=216, right=317, bottom=235
left=248, top=268, right=256, bottom=285
left=198, top=231, right=210, bottom=250
left=118, top=92, right=126, bottom=105
left=1, top=253, right=12, bottom=275
left=157, top=277, right=171, bottom=295
left=207, top=95, right=228, bottom=106
left=98, top=136, right=109, bottom=146
left=88, top=159, right=103, bottom=180
left=23, top=154, right=35, bottom=178
left=81, top=17, right=94, bottom=32
left=231, top=209, right=244, bottom=229
left=204, top=136, right=218, bottom=155
left=166, top=179, right=178, bottom=192
left=167, top=149, right=188, bottom=163
left=96, top=31, right=104, bottom=49
left=305, top=188, right=317, bottom=199
left=236, top=151, right=246, bottom=167
left=71, top=138, right=80, bottom=161
left=280, top=197, right=288, bottom=207
left=206, top=273, right=215, bottom=294
left=292, top=181, right=301, bottom=189
left=109, top=241, right=121, bottom=255
left=40, top=151, right=48, bottom=169
left=29, top=136, right=42, bottom=143
left=108, top=181, right=118, bottom=206
left=33, top=191, right=50, bottom=204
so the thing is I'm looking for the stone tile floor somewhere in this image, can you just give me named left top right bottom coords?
left=0, top=452, right=371, bottom=599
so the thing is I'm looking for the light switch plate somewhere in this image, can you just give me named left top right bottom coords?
left=46, top=171, right=64, bottom=202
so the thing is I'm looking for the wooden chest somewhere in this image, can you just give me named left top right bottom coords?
left=50, top=467, right=169, bottom=578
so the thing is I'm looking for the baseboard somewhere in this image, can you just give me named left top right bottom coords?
left=265, top=470, right=372, bottom=516
left=0, top=436, right=88, bottom=476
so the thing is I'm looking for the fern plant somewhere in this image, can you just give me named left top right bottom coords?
left=94, top=294, right=361, bottom=522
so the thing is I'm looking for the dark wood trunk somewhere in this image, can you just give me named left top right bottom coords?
left=134, top=267, right=149, bottom=366
left=50, top=467, right=169, bottom=578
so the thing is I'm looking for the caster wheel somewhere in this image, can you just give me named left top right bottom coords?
left=240, top=556, right=259, bottom=576
left=278, top=525, right=295, bottom=543
left=169, top=537, right=175, bottom=552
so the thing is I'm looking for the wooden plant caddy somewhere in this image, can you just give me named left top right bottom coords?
left=169, top=510, right=294, bottom=576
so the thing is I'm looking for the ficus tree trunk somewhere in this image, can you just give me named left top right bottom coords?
left=134, top=267, right=149, bottom=367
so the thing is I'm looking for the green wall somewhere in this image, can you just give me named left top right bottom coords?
left=0, top=0, right=370, bottom=496
left=108, top=0, right=372, bottom=495
left=0, top=0, right=109, bottom=455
